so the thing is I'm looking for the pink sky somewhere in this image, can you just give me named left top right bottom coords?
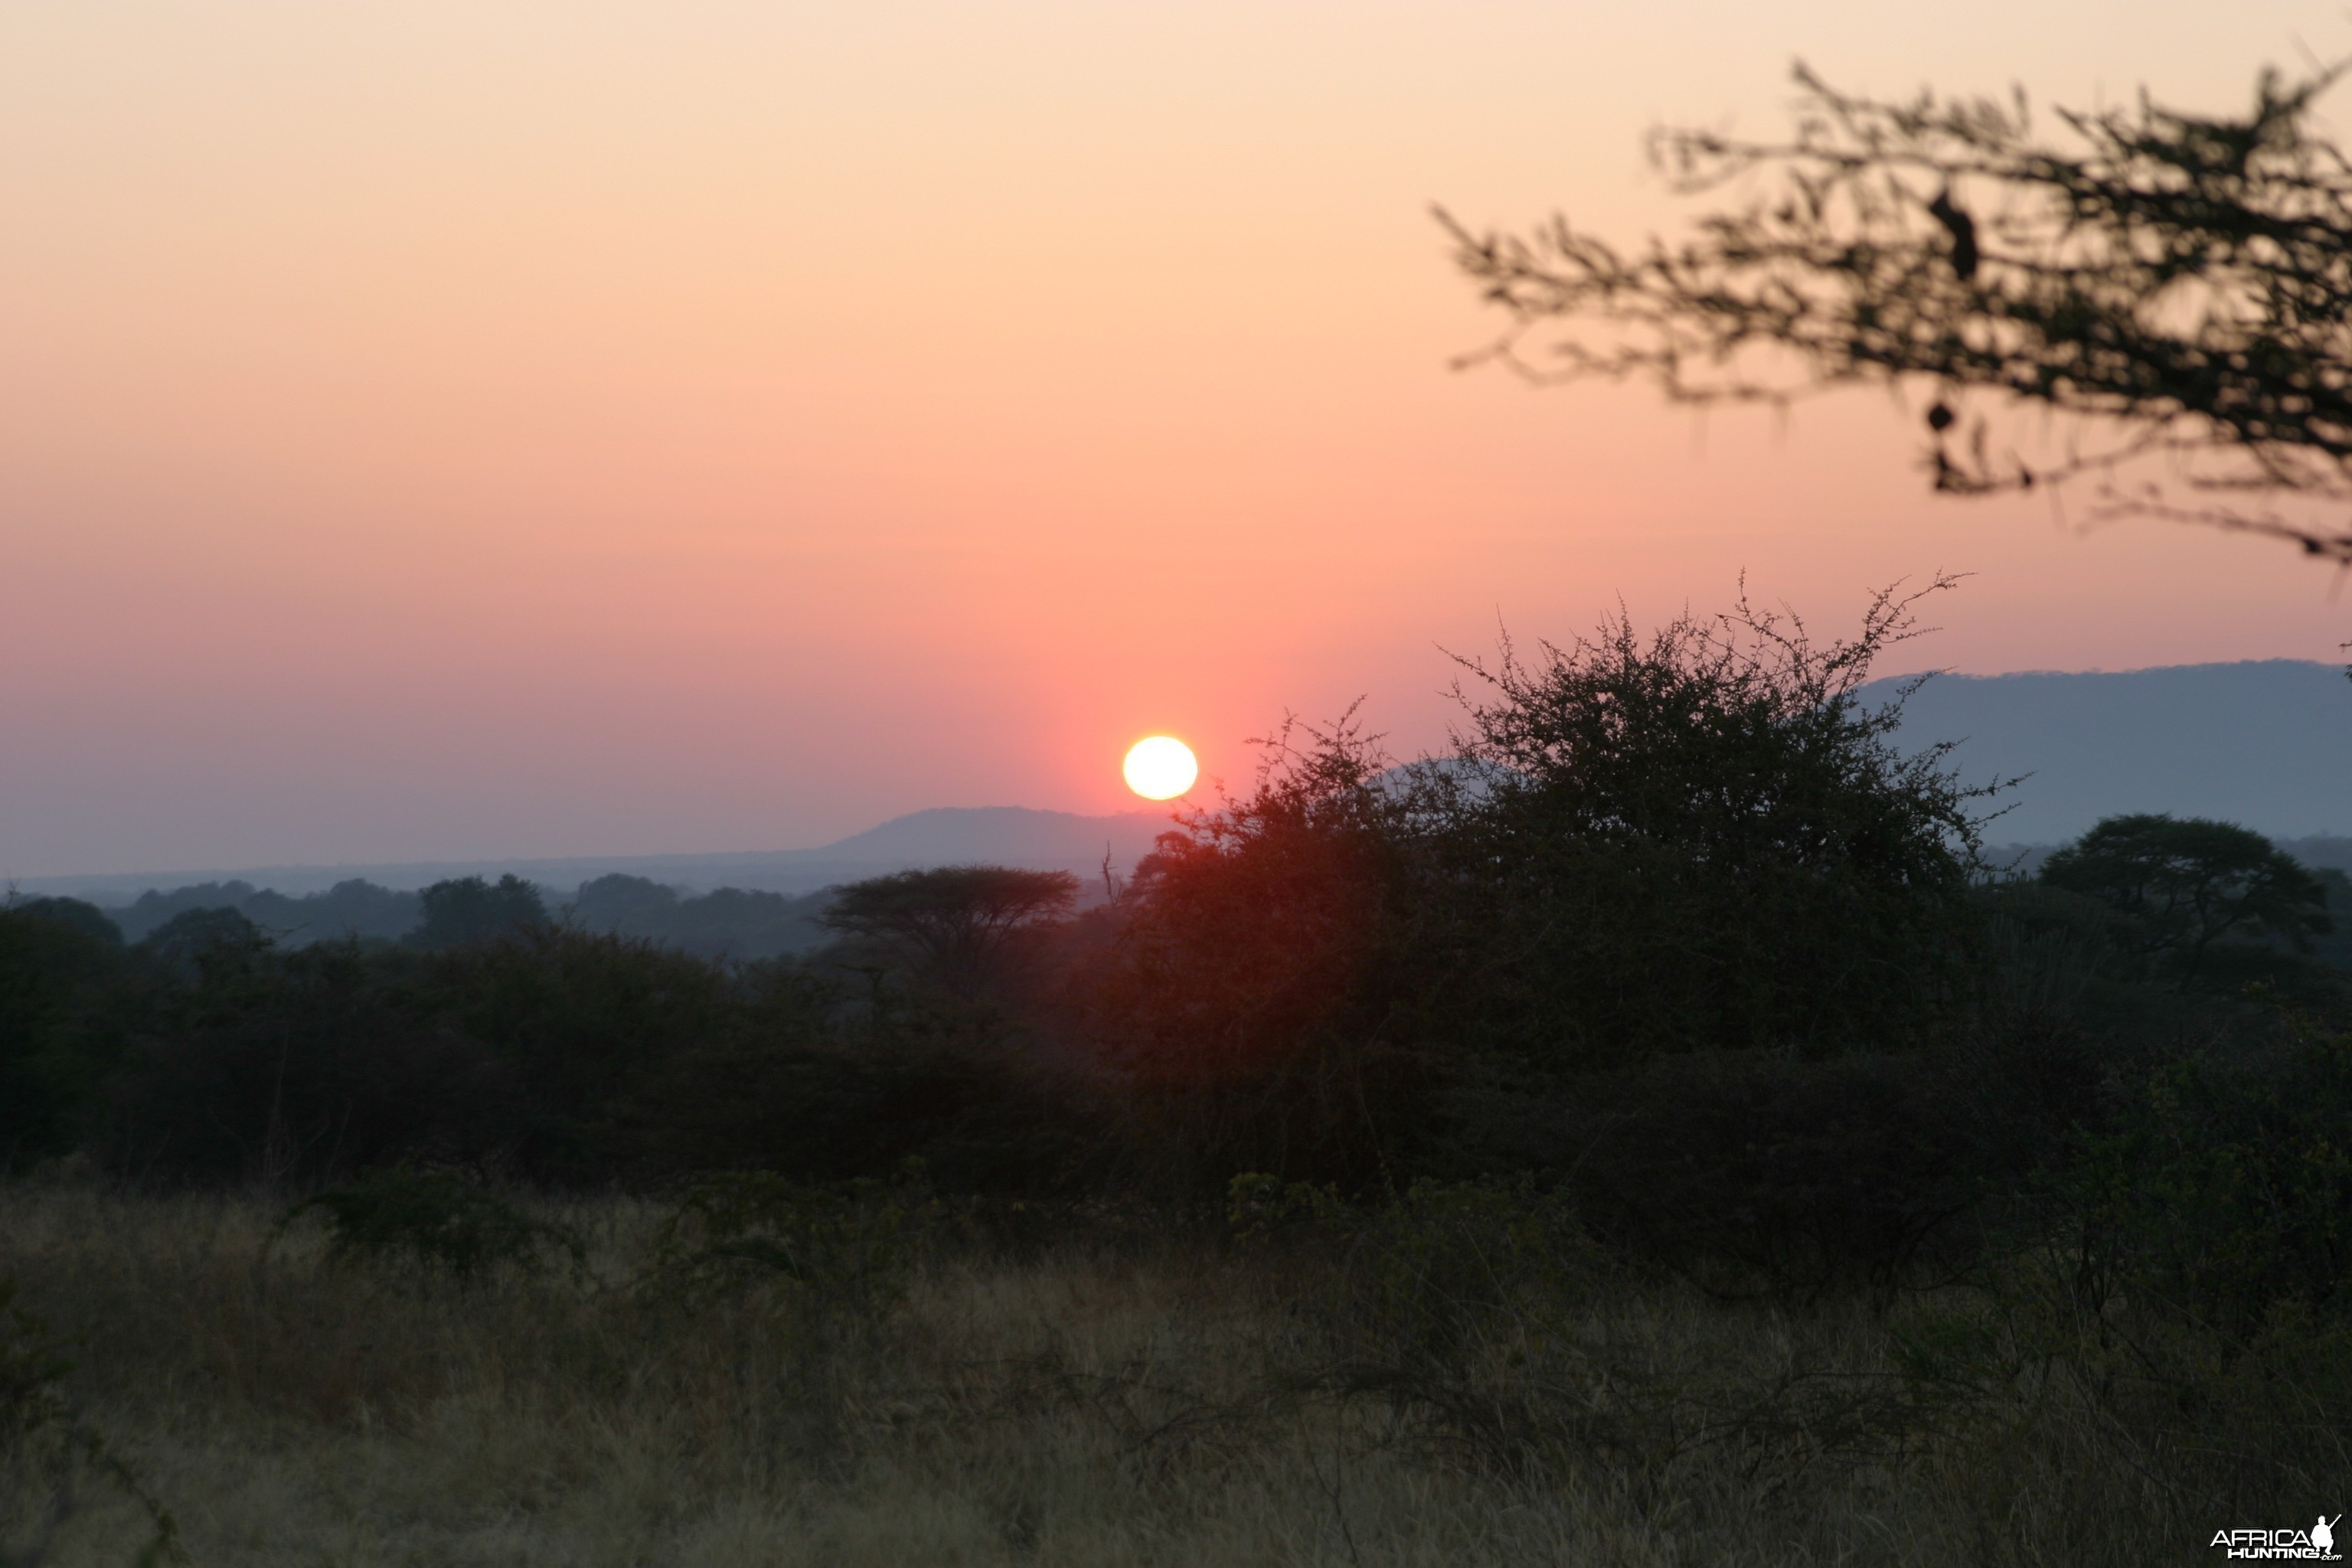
left=5, top=1, right=2349, bottom=877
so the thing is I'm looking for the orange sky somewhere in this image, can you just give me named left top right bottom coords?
left=5, top=2, right=2349, bottom=877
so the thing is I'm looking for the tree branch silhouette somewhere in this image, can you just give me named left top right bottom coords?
left=1444, top=60, right=2352, bottom=560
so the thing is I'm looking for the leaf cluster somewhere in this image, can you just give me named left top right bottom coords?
left=271, top=1167, right=586, bottom=1285
left=2040, top=812, right=2333, bottom=982
left=822, top=867, right=1080, bottom=998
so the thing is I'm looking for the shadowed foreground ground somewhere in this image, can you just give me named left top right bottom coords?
left=2, top=1183, right=2337, bottom=1567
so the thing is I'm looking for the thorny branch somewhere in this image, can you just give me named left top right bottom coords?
left=1444, top=60, right=2352, bottom=560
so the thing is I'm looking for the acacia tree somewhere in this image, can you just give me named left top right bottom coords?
left=823, top=866, right=1078, bottom=999
left=1445, top=61, right=2352, bottom=560
left=2040, top=813, right=2331, bottom=978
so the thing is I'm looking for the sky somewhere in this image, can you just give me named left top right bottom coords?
left=5, top=1, right=2350, bottom=879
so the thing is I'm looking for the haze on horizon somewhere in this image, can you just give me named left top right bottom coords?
left=5, top=1, right=2350, bottom=880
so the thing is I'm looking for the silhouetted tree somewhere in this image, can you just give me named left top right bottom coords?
left=569, top=874, right=680, bottom=933
left=1080, top=713, right=1443, bottom=1190
left=139, top=906, right=270, bottom=985
left=824, top=866, right=1077, bottom=998
left=112, top=879, right=420, bottom=946
left=1446, top=61, right=2352, bottom=559
left=1432, top=575, right=1998, bottom=1058
left=410, top=874, right=547, bottom=949
left=0, top=900, right=129, bottom=1165
left=2041, top=813, right=2331, bottom=978
left=1093, top=710, right=1402, bottom=1080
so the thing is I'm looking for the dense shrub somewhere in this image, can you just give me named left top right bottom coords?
left=0, top=903, right=133, bottom=1169
left=422, top=929, right=735, bottom=1181
left=100, top=939, right=514, bottom=1187
left=1082, top=716, right=1454, bottom=1191
left=621, top=967, right=1097, bottom=1193
left=1503, top=1053, right=2001, bottom=1301
left=91, top=918, right=1098, bottom=1194
left=2082, top=1016, right=2352, bottom=1338
left=1429, top=580, right=1991, bottom=1063
left=1079, top=584, right=1994, bottom=1195
left=273, top=1167, right=585, bottom=1283
left=410, top=874, right=547, bottom=949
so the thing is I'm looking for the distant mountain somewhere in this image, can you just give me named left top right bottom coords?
left=1864, top=659, right=2351, bottom=844
left=815, top=805, right=1173, bottom=869
left=18, top=806, right=1179, bottom=905
left=16, top=661, right=2348, bottom=905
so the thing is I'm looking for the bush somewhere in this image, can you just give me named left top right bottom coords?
left=625, top=1013, right=1096, bottom=1195
left=0, top=1279, right=178, bottom=1564
left=0, top=905, right=134, bottom=1170
left=273, top=1168, right=584, bottom=1284
left=423, top=928, right=735, bottom=1182
left=409, top=875, right=546, bottom=950
left=99, top=941, right=514, bottom=1188
left=1231, top=1173, right=1600, bottom=1363
left=1080, top=712, right=1460, bottom=1192
left=1083, top=583, right=1994, bottom=1201
left=1534, top=1053, right=2001, bottom=1302
left=648, top=1165, right=931, bottom=1319
left=1431, top=579, right=1992, bottom=1062
left=646, top=1166, right=935, bottom=1462
left=2081, top=1016, right=2352, bottom=1338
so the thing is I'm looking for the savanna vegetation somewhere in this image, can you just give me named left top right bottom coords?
left=3, top=583, right=2347, bottom=1566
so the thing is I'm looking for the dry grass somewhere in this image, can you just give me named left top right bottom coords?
left=0, top=1181, right=2335, bottom=1567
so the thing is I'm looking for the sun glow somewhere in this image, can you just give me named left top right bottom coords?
left=1122, top=736, right=1198, bottom=800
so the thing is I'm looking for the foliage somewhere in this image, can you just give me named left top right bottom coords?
left=1432, top=576, right=1996, bottom=1059
left=1490, top=1052, right=2007, bottom=1302
left=273, top=1167, right=585, bottom=1284
left=0, top=902, right=119, bottom=949
left=1085, top=585, right=1997, bottom=1193
left=1448, top=60, right=2352, bottom=559
left=410, top=874, right=547, bottom=950
left=2079, top=1016, right=2352, bottom=1339
left=0, top=1280, right=178, bottom=1567
left=645, top=1166, right=933, bottom=1459
left=1231, top=1174, right=1600, bottom=1363
left=99, top=938, right=508, bottom=1189
left=647, top=1165, right=931, bottom=1320
left=2041, top=812, right=2333, bottom=982
left=0, top=906, right=132, bottom=1171
left=823, top=865, right=1079, bottom=998
left=425, top=927, right=734, bottom=1179
left=1084, top=712, right=1452, bottom=1189
left=567, top=876, right=831, bottom=962
left=136, top=908, right=268, bottom=986
left=108, top=880, right=420, bottom=948
left=1091, top=709, right=1403, bottom=1084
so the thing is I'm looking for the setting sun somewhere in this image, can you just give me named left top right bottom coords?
left=1122, top=736, right=1198, bottom=800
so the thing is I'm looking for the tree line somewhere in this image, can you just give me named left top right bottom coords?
left=74, top=873, right=835, bottom=961
left=2, top=582, right=2347, bottom=1324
